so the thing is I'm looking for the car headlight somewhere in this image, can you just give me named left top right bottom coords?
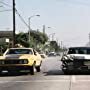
left=23, top=60, right=28, bottom=64
left=19, top=60, right=28, bottom=64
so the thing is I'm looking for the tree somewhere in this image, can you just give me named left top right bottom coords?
left=16, top=31, right=48, bottom=49
left=16, top=32, right=29, bottom=47
left=49, top=41, right=60, bottom=52
left=30, top=30, right=48, bottom=44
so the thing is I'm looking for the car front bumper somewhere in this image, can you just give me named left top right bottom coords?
left=0, top=65, right=31, bottom=72
left=61, top=59, right=90, bottom=72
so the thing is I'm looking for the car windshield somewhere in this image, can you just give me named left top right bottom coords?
left=68, top=48, right=90, bottom=54
left=6, top=49, right=33, bottom=55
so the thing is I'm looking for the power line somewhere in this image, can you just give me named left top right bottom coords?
left=0, top=1, right=29, bottom=29
left=15, top=9, right=29, bottom=28
left=0, top=1, right=29, bottom=47
left=0, top=1, right=28, bottom=28
left=0, top=9, right=12, bottom=12
left=0, top=1, right=12, bottom=12
left=0, top=1, right=12, bottom=7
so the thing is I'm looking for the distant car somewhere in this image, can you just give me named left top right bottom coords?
left=48, top=52, right=56, bottom=57
left=61, top=47, right=90, bottom=74
left=0, top=48, right=42, bottom=75
left=56, top=53, right=60, bottom=56
left=39, top=52, right=47, bottom=59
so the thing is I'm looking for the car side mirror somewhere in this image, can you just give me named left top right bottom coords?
left=34, top=52, right=37, bottom=55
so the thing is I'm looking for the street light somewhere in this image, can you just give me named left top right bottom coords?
left=47, top=27, right=55, bottom=41
left=28, top=14, right=40, bottom=46
left=48, top=33, right=55, bottom=41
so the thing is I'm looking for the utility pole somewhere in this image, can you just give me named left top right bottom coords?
left=89, top=33, right=90, bottom=43
left=43, top=25, right=45, bottom=34
left=61, top=41, right=63, bottom=49
left=12, top=0, right=16, bottom=47
left=52, top=34, right=54, bottom=41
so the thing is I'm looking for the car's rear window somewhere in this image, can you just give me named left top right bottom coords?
left=6, top=49, right=33, bottom=54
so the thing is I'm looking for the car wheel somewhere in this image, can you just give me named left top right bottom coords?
left=0, top=71, right=2, bottom=75
left=35, top=66, right=40, bottom=72
left=63, top=69, right=74, bottom=75
left=30, top=65, right=35, bottom=75
left=63, top=70, right=69, bottom=74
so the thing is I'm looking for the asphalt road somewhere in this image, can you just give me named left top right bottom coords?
left=0, top=56, right=90, bottom=90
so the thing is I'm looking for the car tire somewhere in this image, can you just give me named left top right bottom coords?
left=0, top=71, right=2, bottom=75
left=35, top=66, right=40, bottom=72
left=63, top=70, right=69, bottom=74
left=63, top=69, right=74, bottom=75
left=30, top=65, right=35, bottom=75
left=62, top=69, right=70, bottom=74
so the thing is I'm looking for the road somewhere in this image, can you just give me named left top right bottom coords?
left=0, top=56, right=90, bottom=90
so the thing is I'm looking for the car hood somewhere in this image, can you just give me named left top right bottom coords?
left=1, top=54, right=33, bottom=59
left=67, top=54, right=90, bottom=59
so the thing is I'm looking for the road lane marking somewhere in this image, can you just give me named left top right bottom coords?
left=0, top=80, right=70, bottom=83
left=71, top=76, right=76, bottom=83
left=0, top=78, right=90, bottom=84
left=77, top=80, right=90, bottom=82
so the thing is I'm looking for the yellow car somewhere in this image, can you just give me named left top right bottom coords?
left=0, top=48, right=42, bottom=75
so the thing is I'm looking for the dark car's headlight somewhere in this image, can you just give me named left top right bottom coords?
left=19, top=60, right=28, bottom=64
left=0, top=61, right=5, bottom=64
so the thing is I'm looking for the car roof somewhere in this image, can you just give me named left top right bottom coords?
left=69, top=47, right=90, bottom=49
left=8, top=48, right=33, bottom=50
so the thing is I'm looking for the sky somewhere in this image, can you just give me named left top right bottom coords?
left=0, top=0, right=90, bottom=47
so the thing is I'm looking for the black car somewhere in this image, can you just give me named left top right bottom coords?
left=61, top=47, right=90, bottom=74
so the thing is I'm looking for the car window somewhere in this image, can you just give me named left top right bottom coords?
left=68, top=48, right=90, bottom=54
left=87, top=49, right=90, bottom=54
left=6, top=49, right=33, bottom=55
left=68, top=49, right=76, bottom=54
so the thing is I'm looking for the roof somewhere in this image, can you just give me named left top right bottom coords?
left=8, top=48, right=33, bottom=50
left=0, top=31, right=13, bottom=38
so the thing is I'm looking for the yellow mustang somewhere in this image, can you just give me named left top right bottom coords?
left=0, top=48, right=42, bottom=75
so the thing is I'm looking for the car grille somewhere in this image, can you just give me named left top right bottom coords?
left=73, top=59, right=90, bottom=67
left=73, top=60, right=84, bottom=68
left=0, top=59, right=28, bottom=65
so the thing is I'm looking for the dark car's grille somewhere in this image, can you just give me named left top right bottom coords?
left=0, top=59, right=28, bottom=65
left=73, top=59, right=90, bottom=68
left=73, top=60, right=84, bottom=68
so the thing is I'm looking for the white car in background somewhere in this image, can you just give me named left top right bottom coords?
left=48, top=52, right=56, bottom=57
left=39, top=52, right=47, bottom=59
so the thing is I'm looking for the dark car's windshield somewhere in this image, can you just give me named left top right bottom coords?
left=68, top=48, right=90, bottom=54
left=6, top=49, right=33, bottom=55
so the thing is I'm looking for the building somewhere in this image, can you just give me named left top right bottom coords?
left=0, top=31, right=13, bottom=47
left=0, top=31, right=13, bottom=38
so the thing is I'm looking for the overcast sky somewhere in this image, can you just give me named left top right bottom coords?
left=0, top=0, right=90, bottom=47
